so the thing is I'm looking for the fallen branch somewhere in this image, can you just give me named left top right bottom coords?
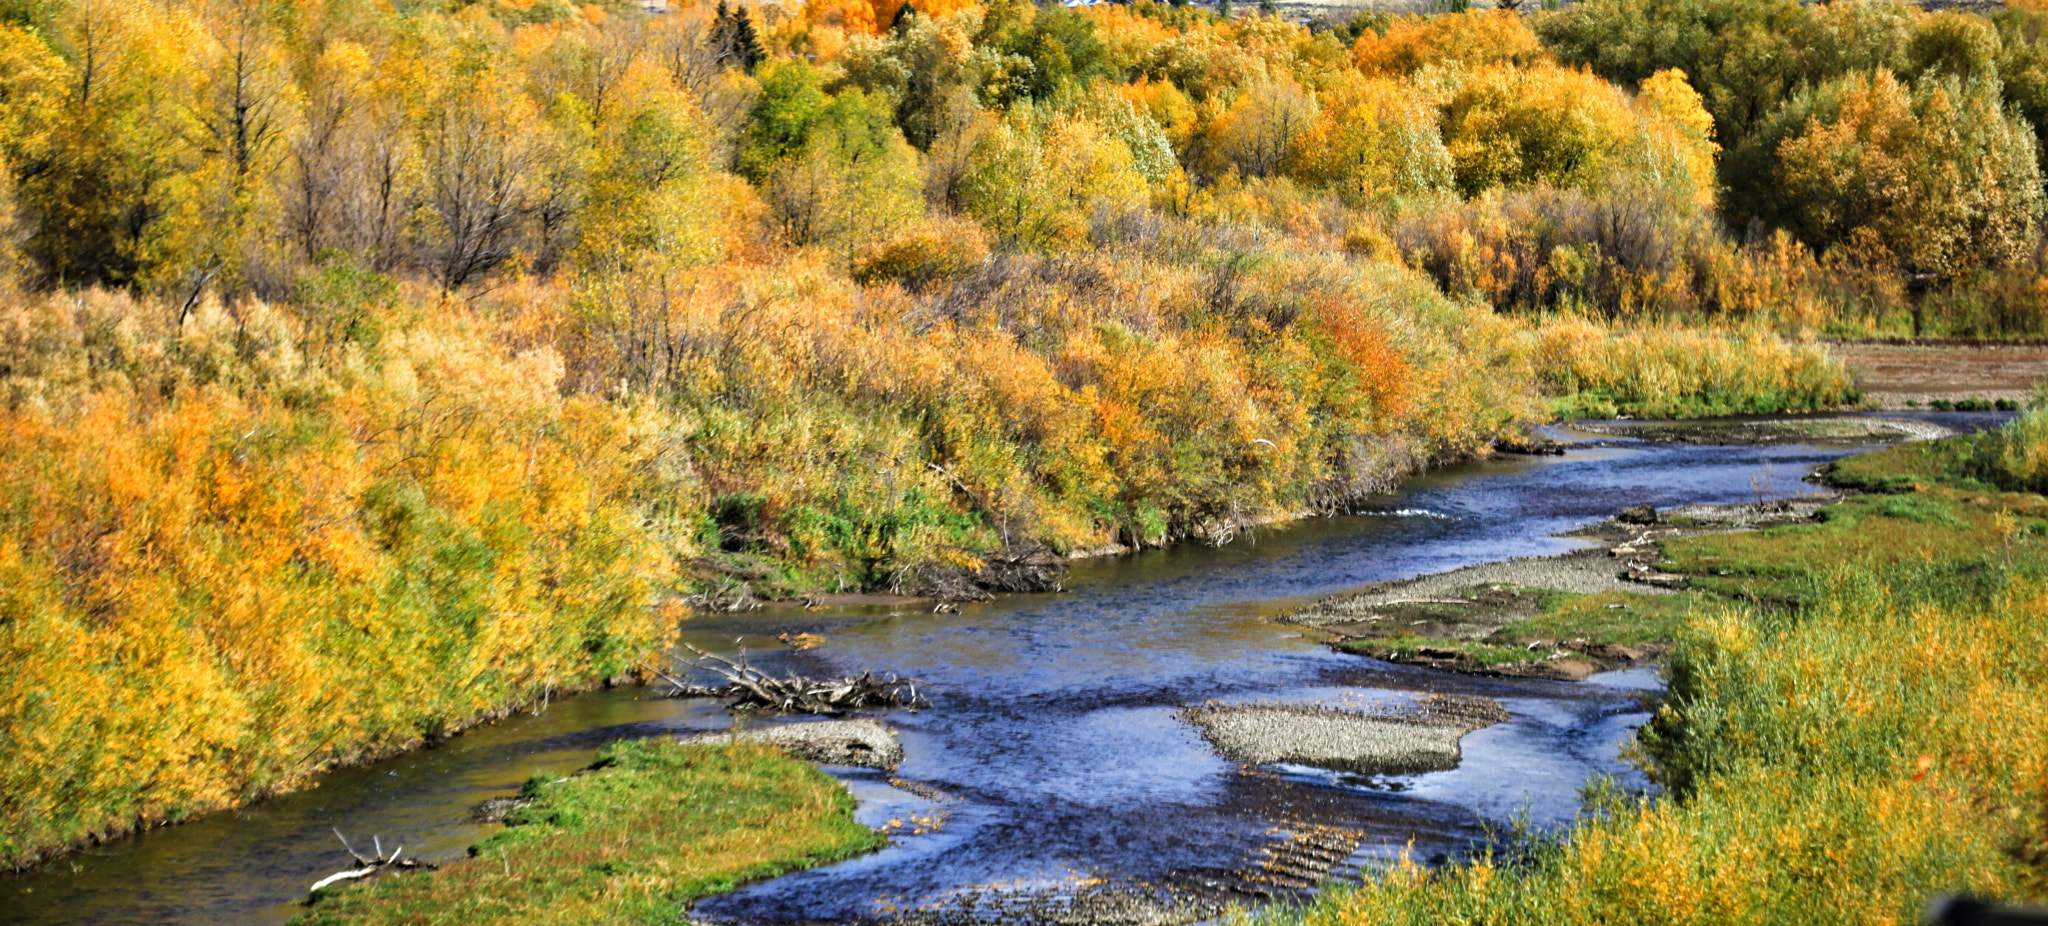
left=645, top=646, right=925, bottom=715
left=309, top=830, right=434, bottom=897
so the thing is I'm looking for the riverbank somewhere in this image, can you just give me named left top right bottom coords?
left=1266, top=412, right=2048, bottom=924
left=290, top=741, right=882, bottom=926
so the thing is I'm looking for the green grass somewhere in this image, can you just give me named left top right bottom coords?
left=1338, top=633, right=1544, bottom=668
left=1336, top=590, right=1700, bottom=667
left=291, top=741, right=883, bottom=925
left=1506, top=590, right=1703, bottom=646
left=1655, top=487, right=2045, bottom=603
left=1824, top=438, right=1982, bottom=493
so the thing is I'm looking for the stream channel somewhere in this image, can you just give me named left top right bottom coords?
left=2, top=412, right=2012, bottom=925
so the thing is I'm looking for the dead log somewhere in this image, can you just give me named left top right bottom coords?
left=309, top=830, right=434, bottom=897
left=642, top=646, right=926, bottom=714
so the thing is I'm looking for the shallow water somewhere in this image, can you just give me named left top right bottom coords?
left=1, top=414, right=2007, bottom=925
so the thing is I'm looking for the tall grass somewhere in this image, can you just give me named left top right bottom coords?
left=1274, top=561, right=2048, bottom=926
left=1531, top=316, right=1856, bottom=418
left=1974, top=400, right=2048, bottom=493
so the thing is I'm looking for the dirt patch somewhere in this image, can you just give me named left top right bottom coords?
left=1829, top=341, right=2048, bottom=408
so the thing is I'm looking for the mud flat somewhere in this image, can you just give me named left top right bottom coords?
left=1288, top=497, right=1835, bottom=679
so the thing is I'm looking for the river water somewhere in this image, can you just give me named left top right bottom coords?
left=2, top=413, right=2009, bottom=925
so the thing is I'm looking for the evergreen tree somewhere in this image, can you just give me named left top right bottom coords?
left=710, top=1, right=764, bottom=73
left=732, top=6, right=763, bottom=71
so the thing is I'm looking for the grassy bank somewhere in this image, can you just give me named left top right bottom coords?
left=1271, top=416, right=2048, bottom=924
left=293, top=740, right=881, bottom=925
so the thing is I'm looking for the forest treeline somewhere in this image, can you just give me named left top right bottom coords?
left=0, top=0, right=2021, bottom=868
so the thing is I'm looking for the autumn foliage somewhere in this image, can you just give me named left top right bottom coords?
left=0, top=0, right=1911, bottom=868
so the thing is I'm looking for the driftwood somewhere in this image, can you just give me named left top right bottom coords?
left=643, top=644, right=925, bottom=714
left=309, top=829, right=434, bottom=896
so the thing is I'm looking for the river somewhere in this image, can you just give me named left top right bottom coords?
left=1, top=413, right=2008, bottom=925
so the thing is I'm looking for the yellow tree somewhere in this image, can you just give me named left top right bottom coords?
left=1211, top=74, right=1317, bottom=179
left=1286, top=71, right=1452, bottom=204
left=142, top=0, right=304, bottom=297
left=18, top=0, right=206, bottom=285
left=959, top=107, right=1146, bottom=252
left=1764, top=70, right=2042, bottom=334
left=1352, top=9, right=1543, bottom=78
left=417, top=63, right=558, bottom=288
left=0, top=26, right=67, bottom=284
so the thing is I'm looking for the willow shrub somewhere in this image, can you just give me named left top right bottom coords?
left=0, top=291, right=669, bottom=869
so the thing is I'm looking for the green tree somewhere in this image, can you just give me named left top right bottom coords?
left=980, top=5, right=1110, bottom=101
left=709, top=1, right=764, bottom=73
left=740, top=60, right=830, bottom=180
left=764, top=88, right=923, bottom=261
left=835, top=14, right=981, bottom=149
left=1908, top=11, right=2002, bottom=84
left=958, top=107, right=1146, bottom=251
left=1538, top=0, right=1910, bottom=151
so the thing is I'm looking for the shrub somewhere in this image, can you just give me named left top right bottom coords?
left=851, top=217, right=991, bottom=290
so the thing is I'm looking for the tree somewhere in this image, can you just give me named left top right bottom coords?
left=1440, top=63, right=1636, bottom=197
left=17, top=0, right=206, bottom=285
left=979, top=6, right=1110, bottom=101
left=1287, top=72, right=1452, bottom=204
left=1539, top=0, right=1912, bottom=152
left=709, top=1, right=764, bottom=73
left=1350, top=8, right=1538, bottom=77
left=959, top=108, right=1147, bottom=251
left=740, top=60, right=830, bottom=180
left=1213, top=74, right=1316, bottom=178
left=417, top=68, right=557, bottom=288
left=764, top=88, right=922, bottom=260
left=1908, top=11, right=2001, bottom=84
left=143, top=0, right=302, bottom=295
left=1747, top=70, right=2042, bottom=331
left=834, top=14, right=980, bottom=149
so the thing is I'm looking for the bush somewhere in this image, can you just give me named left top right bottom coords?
left=851, top=218, right=991, bottom=291
left=1974, top=400, right=2048, bottom=492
